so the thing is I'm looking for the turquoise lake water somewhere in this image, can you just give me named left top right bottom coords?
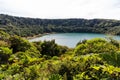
left=29, top=33, right=120, bottom=48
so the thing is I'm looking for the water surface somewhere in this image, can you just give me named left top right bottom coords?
left=29, top=33, right=120, bottom=48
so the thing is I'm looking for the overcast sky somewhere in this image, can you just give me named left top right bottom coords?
left=0, top=0, right=120, bottom=19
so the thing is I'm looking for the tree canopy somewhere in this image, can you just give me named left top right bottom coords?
left=1, top=14, right=120, bottom=37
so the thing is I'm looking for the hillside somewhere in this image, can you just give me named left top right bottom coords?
left=0, top=14, right=120, bottom=37
left=0, top=31, right=120, bottom=79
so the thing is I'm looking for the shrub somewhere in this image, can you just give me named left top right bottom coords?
left=41, top=40, right=63, bottom=57
left=9, top=36, right=32, bottom=53
left=74, top=38, right=118, bottom=55
left=0, top=47, right=12, bottom=63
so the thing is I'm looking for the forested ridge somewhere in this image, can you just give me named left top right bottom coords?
left=1, top=14, right=120, bottom=37
left=0, top=30, right=120, bottom=79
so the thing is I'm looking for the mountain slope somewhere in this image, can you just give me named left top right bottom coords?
left=0, top=14, right=120, bottom=37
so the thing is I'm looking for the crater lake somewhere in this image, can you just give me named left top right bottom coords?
left=29, top=33, right=120, bottom=48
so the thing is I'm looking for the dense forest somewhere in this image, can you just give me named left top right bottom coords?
left=1, top=14, right=120, bottom=37
left=0, top=30, right=120, bottom=80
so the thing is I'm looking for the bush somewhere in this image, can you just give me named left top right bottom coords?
left=10, top=36, right=32, bottom=53
left=33, top=41, right=42, bottom=53
left=0, top=47, right=12, bottom=63
left=41, top=40, right=60, bottom=56
left=99, top=52, right=120, bottom=67
left=74, top=38, right=118, bottom=55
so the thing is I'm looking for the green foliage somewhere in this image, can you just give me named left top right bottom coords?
left=7, top=63, right=21, bottom=75
left=99, top=52, right=120, bottom=67
left=0, top=30, right=10, bottom=47
left=0, top=47, right=12, bottom=63
left=33, top=41, right=42, bottom=52
left=9, top=52, right=29, bottom=64
left=49, top=74, right=62, bottom=80
left=23, top=65, right=40, bottom=80
left=41, top=40, right=68, bottom=57
left=0, top=35, right=120, bottom=79
left=0, top=30, right=10, bottom=40
left=74, top=38, right=118, bottom=55
left=0, top=74, right=4, bottom=80
left=10, top=35, right=32, bottom=53
left=73, top=65, right=120, bottom=80
left=0, top=40, right=9, bottom=47
left=58, top=45, right=68, bottom=54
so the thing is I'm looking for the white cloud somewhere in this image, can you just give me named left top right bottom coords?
left=0, top=0, right=120, bottom=19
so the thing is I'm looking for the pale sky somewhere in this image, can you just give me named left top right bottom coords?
left=0, top=0, right=120, bottom=19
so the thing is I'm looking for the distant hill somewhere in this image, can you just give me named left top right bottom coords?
left=0, top=14, right=120, bottom=37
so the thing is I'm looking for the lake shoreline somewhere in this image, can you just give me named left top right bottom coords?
left=28, top=33, right=120, bottom=48
left=25, top=32, right=116, bottom=40
left=24, top=32, right=57, bottom=40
